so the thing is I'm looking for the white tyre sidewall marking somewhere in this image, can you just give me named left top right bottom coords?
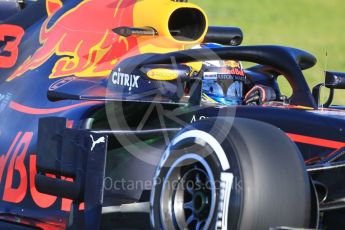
left=171, top=130, right=230, bottom=171
left=151, top=129, right=233, bottom=229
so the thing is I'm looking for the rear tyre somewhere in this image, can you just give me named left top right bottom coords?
left=150, top=117, right=314, bottom=229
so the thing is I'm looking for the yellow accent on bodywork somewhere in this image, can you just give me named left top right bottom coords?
left=46, top=0, right=63, bottom=16
left=202, top=93, right=218, bottom=103
left=133, top=0, right=208, bottom=54
left=186, top=62, right=203, bottom=76
left=147, top=68, right=179, bottom=80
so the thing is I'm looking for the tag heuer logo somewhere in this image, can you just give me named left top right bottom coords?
left=111, top=69, right=140, bottom=90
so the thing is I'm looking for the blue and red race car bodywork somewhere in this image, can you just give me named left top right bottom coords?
left=1, top=0, right=345, bottom=229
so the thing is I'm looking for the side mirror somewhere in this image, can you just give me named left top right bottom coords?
left=325, top=71, right=345, bottom=89
left=312, top=71, right=345, bottom=107
left=312, top=83, right=334, bottom=107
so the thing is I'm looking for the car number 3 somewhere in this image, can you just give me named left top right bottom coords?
left=0, top=24, right=24, bottom=68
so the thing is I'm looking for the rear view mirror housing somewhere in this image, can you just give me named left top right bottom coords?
left=312, top=71, right=345, bottom=107
left=325, top=71, right=345, bottom=89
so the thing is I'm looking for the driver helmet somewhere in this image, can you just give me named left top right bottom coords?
left=193, top=43, right=246, bottom=105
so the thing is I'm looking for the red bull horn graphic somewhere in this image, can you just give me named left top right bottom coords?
left=7, top=0, right=139, bottom=81
left=46, top=0, right=64, bottom=16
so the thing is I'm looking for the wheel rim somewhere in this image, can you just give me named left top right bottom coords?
left=160, top=154, right=216, bottom=230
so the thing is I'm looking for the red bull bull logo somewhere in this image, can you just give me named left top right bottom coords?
left=7, top=0, right=139, bottom=81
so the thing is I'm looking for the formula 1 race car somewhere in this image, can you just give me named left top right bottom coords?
left=1, top=0, right=345, bottom=229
